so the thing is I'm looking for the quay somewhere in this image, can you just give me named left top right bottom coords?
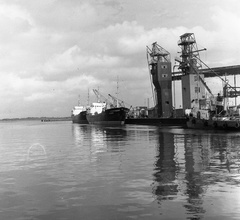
left=125, top=118, right=187, bottom=126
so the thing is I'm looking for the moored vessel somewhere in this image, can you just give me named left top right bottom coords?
left=187, top=94, right=240, bottom=130
left=86, top=102, right=129, bottom=125
left=71, top=106, right=88, bottom=124
left=86, top=89, right=129, bottom=125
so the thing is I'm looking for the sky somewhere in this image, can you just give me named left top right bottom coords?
left=1, top=0, right=240, bottom=119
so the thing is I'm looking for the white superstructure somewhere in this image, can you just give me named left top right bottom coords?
left=87, top=102, right=106, bottom=115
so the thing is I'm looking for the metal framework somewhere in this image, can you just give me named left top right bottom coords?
left=108, top=94, right=125, bottom=108
left=147, top=42, right=171, bottom=64
left=172, top=65, right=240, bottom=81
left=146, top=42, right=171, bottom=107
left=177, top=33, right=205, bottom=75
left=92, top=89, right=111, bottom=105
left=176, top=33, right=240, bottom=102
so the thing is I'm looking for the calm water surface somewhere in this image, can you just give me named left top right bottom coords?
left=0, top=120, right=240, bottom=219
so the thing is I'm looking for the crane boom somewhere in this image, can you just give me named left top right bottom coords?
left=92, top=89, right=111, bottom=105
left=108, top=94, right=125, bottom=107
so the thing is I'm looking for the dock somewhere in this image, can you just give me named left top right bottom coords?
left=125, top=118, right=187, bottom=126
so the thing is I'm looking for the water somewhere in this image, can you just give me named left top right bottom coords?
left=0, top=120, right=240, bottom=220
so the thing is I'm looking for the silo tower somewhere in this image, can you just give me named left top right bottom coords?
left=147, top=42, right=173, bottom=118
left=177, top=33, right=206, bottom=111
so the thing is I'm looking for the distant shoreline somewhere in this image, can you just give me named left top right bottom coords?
left=0, top=117, right=71, bottom=122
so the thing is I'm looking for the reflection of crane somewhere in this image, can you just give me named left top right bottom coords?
left=92, top=89, right=111, bottom=105
left=108, top=94, right=125, bottom=108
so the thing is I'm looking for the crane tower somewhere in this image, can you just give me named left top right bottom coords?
left=177, top=33, right=206, bottom=111
left=147, top=42, right=173, bottom=118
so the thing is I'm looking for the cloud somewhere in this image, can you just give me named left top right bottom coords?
left=32, top=2, right=98, bottom=32
left=1, top=0, right=240, bottom=118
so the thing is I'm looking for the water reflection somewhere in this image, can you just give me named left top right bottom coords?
left=72, top=124, right=127, bottom=154
left=153, top=132, right=178, bottom=201
left=183, top=134, right=208, bottom=218
left=153, top=128, right=240, bottom=219
left=1, top=121, right=240, bottom=219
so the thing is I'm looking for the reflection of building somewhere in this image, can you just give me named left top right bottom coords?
left=183, top=135, right=210, bottom=217
left=182, top=132, right=240, bottom=218
left=153, top=132, right=178, bottom=201
left=152, top=130, right=212, bottom=217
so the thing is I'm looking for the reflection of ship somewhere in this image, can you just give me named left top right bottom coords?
left=86, top=89, right=129, bottom=125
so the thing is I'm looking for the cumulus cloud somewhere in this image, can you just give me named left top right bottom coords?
left=1, top=0, right=240, bottom=118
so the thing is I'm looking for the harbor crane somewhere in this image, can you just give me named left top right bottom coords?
left=146, top=42, right=173, bottom=118
left=108, top=94, right=126, bottom=108
left=92, top=89, right=112, bottom=105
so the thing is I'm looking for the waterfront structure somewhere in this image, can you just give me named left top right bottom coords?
left=147, top=42, right=173, bottom=118
left=177, top=33, right=208, bottom=112
left=175, top=33, right=240, bottom=130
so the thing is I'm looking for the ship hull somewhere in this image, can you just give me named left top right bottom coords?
left=187, top=116, right=240, bottom=130
left=86, top=107, right=129, bottom=125
left=72, top=111, right=88, bottom=124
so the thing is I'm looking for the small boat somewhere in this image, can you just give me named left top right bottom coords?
left=71, top=106, right=88, bottom=124
left=186, top=90, right=240, bottom=130
left=187, top=111, right=240, bottom=130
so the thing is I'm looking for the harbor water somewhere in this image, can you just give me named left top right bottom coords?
left=0, top=120, right=240, bottom=219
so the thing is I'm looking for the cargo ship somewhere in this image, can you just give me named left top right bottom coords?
left=86, top=102, right=129, bottom=125
left=86, top=89, right=129, bottom=125
left=71, top=105, right=88, bottom=124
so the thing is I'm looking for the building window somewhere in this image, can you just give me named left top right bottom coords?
left=161, top=65, right=167, bottom=69
left=195, top=87, right=200, bottom=93
left=162, top=74, right=168, bottom=78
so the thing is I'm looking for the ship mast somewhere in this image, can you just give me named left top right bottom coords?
left=87, top=88, right=90, bottom=106
left=116, top=75, right=119, bottom=107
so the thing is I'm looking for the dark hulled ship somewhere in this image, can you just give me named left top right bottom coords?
left=86, top=102, right=129, bottom=125
left=71, top=106, right=88, bottom=124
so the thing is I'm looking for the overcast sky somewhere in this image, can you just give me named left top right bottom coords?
left=1, top=0, right=240, bottom=119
